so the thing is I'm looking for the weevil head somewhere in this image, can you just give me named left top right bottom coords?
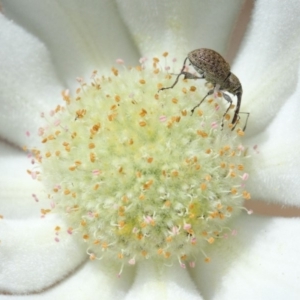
left=227, top=73, right=242, bottom=96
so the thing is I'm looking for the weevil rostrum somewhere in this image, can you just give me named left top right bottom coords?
left=159, top=48, right=249, bottom=130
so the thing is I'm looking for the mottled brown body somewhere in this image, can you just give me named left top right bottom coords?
left=188, top=48, right=242, bottom=104
left=159, top=48, right=246, bottom=128
left=188, top=48, right=230, bottom=86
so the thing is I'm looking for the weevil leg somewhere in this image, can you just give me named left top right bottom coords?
left=219, top=92, right=249, bottom=132
left=191, top=89, right=214, bottom=115
left=168, top=71, right=203, bottom=81
left=242, top=112, right=250, bottom=131
left=158, top=57, right=189, bottom=92
left=181, top=71, right=204, bottom=80
left=158, top=57, right=204, bottom=92
left=232, top=112, right=250, bottom=131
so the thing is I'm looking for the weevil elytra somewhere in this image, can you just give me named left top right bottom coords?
left=159, top=48, right=249, bottom=130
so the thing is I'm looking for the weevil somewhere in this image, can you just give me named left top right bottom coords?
left=159, top=48, right=249, bottom=130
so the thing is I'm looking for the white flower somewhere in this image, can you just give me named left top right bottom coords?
left=0, top=1, right=300, bottom=299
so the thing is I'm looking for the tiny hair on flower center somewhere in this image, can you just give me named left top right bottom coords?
left=28, top=53, right=251, bottom=272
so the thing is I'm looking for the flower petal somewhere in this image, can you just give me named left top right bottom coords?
left=0, top=216, right=86, bottom=294
left=233, top=0, right=300, bottom=136
left=116, top=0, right=245, bottom=63
left=0, top=14, right=62, bottom=147
left=2, top=0, right=140, bottom=84
left=0, top=142, right=49, bottom=219
left=0, top=261, right=135, bottom=299
left=191, top=215, right=300, bottom=299
left=124, top=261, right=203, bottom=300
left=245, top=64, right=300, bottom=206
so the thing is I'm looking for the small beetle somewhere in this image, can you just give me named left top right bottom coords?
left=159, top=48, right=249, bottom=130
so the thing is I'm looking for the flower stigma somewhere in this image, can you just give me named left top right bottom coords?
left=28, top=52, right=251, bottom=273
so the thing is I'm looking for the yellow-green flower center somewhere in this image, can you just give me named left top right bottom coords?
left=31, top=54, right=251, bottom=273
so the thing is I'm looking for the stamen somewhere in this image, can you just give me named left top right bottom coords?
left=30, top=53, right=251, bottom=270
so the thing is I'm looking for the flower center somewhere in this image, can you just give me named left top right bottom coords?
left=29, top=53, right=251, bottom=273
